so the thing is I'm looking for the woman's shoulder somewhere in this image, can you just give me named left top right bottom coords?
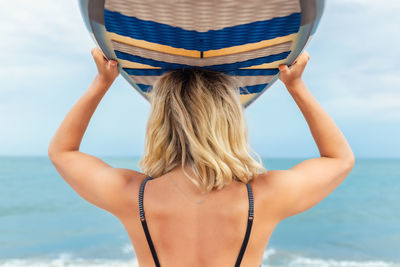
left=113, top=169, right=149, bottom=204
left=249, top=170, right=292, bottom=221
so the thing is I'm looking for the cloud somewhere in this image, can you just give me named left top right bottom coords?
left=0, top=1, right=90, bottom=53
left=321, top=55, right=400, bottom=122
left=304, top=1, right=400, bottom=122
left=324, top=91, right=400, bottom=121
left=0, top=0, right=94, bottom=87
left=332, top=0, right=400, bottom=8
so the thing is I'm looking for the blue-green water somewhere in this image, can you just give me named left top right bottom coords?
left=0, top=157, right=399, bottom=266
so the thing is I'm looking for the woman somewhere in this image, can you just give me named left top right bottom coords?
left=48, top=48, right=355, bottom=267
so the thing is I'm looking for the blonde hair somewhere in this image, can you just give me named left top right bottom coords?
left=139, top=68, right=266, bottom=194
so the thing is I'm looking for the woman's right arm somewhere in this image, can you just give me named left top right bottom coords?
left=262, top=51, right=355, bottom=220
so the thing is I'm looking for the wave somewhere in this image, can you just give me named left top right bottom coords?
left=277, top=257, right=400, bottom=267
left=0, top=253, right=139, bottom=267
left=262, top=248, right=400, bottom=267
left=0, top=249, right=399, bottom=267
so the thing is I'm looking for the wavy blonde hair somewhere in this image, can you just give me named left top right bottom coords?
left=139, top=68, right=266, bottom=193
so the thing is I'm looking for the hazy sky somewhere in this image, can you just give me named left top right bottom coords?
left=0, top=0, right=399, bottom=158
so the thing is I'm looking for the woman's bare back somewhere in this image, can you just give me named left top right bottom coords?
left=117, top=170, right=280, bottom=267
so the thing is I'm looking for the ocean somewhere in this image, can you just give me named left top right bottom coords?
left=0, top=156, right=399, bottom=267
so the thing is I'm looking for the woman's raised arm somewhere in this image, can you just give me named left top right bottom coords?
left=260, top=51, right=355, bottom=221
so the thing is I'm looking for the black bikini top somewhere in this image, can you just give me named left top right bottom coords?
left=138, top=176, right=257, bottom=267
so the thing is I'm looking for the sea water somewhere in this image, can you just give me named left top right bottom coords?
left=0, top=156, right=399, bottom=267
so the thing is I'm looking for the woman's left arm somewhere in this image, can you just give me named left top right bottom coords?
left=48, top=47, right=141, bottom=217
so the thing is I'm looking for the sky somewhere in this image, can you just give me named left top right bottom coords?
left=0, top=0, right=399, bottom=158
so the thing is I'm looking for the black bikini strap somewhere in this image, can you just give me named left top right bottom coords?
left=234, top=182, right=254, bottom=267
left=139, top=176, right=161, bottom=267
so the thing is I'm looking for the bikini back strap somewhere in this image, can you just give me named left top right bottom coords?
left=234, top=182, right=254, bottom=267
left=138, top=176, right=161, bottom=267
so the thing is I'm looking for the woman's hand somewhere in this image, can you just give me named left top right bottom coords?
left=278, top=51, right=310, bottom=89
left=91, top=47, right=119, bottom=87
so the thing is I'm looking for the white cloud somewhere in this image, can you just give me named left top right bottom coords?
left=314, top=59, right=400, bottom=122
left=324, top=91, right=400, bottom=121
left=332, top=0, right=400, bottom=9
left=0, top=0, right=94, bottom=86
left=304, top=0, right=400, bottom=122
left=0, top=0, right=91, bottom=53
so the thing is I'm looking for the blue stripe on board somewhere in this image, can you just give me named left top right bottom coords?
left=125, top=69, right=167, bottom=76
left=136, top=84, right=153, bottom=92
left=104, top=10, right=301, bottom=51
left=124, top=68, right=279, bottom=76
left=240, top=83, right=269, bottom=94
left=135, top=83, right=268, bottom=95
left=116, top=50, right=289, bottom=72
left=227, top=69, right=279, bottom=76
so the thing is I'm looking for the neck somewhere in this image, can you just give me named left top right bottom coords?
left=168, top=164, right=204, bottom=194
